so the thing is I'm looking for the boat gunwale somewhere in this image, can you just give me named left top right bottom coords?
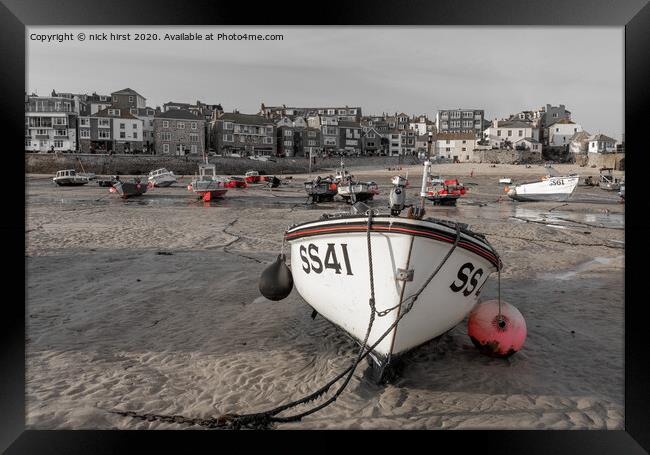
left=285, top=216, right=500, bottom=268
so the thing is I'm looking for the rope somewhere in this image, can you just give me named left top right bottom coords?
left=110, top=219, right=463, bottom=430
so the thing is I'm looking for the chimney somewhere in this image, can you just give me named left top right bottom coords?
left=493, top=119, right=498, bottom=128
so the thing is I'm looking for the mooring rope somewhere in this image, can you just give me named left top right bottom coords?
left=109, top=218, right=463, bottom=430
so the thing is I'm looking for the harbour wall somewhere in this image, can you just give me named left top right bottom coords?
left=575, top=153, right=625, bottom=171
left=25, top=153, right=421, bottom=176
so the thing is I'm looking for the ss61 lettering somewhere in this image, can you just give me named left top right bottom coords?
left=450, top=262, right=485, bottom=297
left=299, top=243, right=353, bottom=275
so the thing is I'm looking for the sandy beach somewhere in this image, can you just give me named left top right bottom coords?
left=26, top=162, right=624, bottom=430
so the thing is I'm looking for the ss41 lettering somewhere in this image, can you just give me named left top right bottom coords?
left=300, top=243, right=353, bottom=275
left=449, top=262, right=486, bottom=297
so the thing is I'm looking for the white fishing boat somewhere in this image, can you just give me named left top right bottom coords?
left=188, top=163, right=228, bottom=201
left=148, top=168, right=177, bottom=187
left=337, top=179, right=380, bottom=203
left=506, top=175, right=579, bottom=202
left=498, top=177, right=512, bottom=185
left=52, top=169, right=89, bottom=186
left=283, top=160, right=501, bottom=379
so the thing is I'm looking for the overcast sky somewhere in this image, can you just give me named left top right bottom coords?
left=27, top=26, right=624, bottom=140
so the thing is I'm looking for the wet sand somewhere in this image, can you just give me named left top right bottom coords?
left=26, top=163, right=624, bottom=429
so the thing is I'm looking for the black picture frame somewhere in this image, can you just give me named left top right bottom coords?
left=2, top=0, right=648, bottom=452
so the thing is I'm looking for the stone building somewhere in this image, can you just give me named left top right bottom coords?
left=211, top=112, right=276, bottom=156
left=153, top=109, right=205, bottom=155
left=78, top=107, right=143, bottom=154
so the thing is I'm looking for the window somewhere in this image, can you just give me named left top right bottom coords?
left=149, top=120, right=154, bottom=127
left=284, top=129, right=293, bottom=137
left=507, top=130, right=512, bottom=136
left=99, top=119, right=111, bottom=128
left=54, top=130, right=67, bottom=136
left=132, top=123, right=137, bottom=128
left=462, top=140, right=466, bottom=144
left=466, top=155, right=470, bottom=160
left=191, top=122, right=197, bottom=130
left=133, top=132, right=138, bottom=139
left=112, top=96, right=117, bottom=102
left=266, top=127, right=273, bottom=136
left=163, top=144, right=169, bottom=153
left=308, top=131, right=316, bottom=137
left=108, top=109, right=120, bottom=116
left=25, top=139, right=31, bottom=147
left=54, top=140, right=64, bottom=148
left=349, top=109, right=356, bottom=115
left=190, top=133, right=199, bottom=143
left=264, top=137, right=273, bottom=144
left=223, top=134, right=233, bottom=142
left=80, top=129, right=90, bottom=138
left=36, top=129, right=47, bottom=135
left=446, top=140, right=450, bottom=144
left=308, top=140, right=316, bottom=146
left=284, top=140, right=292, bottom=146
left=497, top=130, right=501, bottom=137
left=80, top=118, right=89, bottom=126
left=328, top=109, right=335, bottom=115
left=163, top=120, right=169, bottom=128
left=99, top=130, right=110, bottom=139
left=130, top=108, right=138, bottom=115
left=178, top=122, right=185, bottom=129
left=120, top=123, right=125, bottom=129
left=53, top=117, right=66, bottom=125
left=446, top=147, right=450, bottom=152
left=120, top=132, right=126, bottom=139
left=462, top=147, right=466, bottom=152
left=162, top=132, right=171, bottom=141
left=129, top=96, right=134, bottom=102
left=556, top=128, right=559, bottom=132
left=519, top=130, right=523, bottom=136
left=191, top=145, right=197, bottom=153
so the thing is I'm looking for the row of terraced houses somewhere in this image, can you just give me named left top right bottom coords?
left=25, top=89, right=621, bottom=161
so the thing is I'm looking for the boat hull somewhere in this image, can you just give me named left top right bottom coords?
left=337, top=183, right=379, bottom=202
left=149, top=175, right=177, bottom=187
left=53, top=177, right=89, bottom=186
left=507, top=176, right=579, bottom=202
left=113, top=181, right=147, bottom=198
left=304, top=182, right=337, bottom=202
left=285, top=216, right=499, bottom=368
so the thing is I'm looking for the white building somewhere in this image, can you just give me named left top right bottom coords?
left=387, top=131, right=402, bottom=156
left=483, top=120, right=540, bottom=148
left=409, top=115, right=430, bottom=136
left=434, top=132, right=478, bottom=162
left=588, top=134, right=617, bottom=154
left=547, top=119, right=583, bottom=147
left=25, top=95, right=78, bottom=152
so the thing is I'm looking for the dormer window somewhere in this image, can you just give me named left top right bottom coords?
left=108, top=109, right=120, bottom=116
left=112, top=96, right=117, bottom=102
left=129, top=96, right=134, bottom=102
left=130, top=108, right=138, bottom=115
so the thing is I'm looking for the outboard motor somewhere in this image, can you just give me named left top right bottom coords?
left=389, top=175, right=408, bottom=216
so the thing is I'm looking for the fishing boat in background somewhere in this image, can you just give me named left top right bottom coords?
left=498, top=177, right=512, bottom=185
left=421, top=164, right=466, bottom=206
left=619, top=181, right=625, bottom=200
left=505, top=175, right=579, bottom=202
left=53, top=169, right=90, bottom=186
left=147, top=168, right=177, bottom=187
left=281, top=160, right=501, bottom=380
left=304, top=176, right=338, bottom=203
left=188, top=163, right=228, bottom=202
left=337, top=178, right=380, bottom=203
left=110, top=177, right=148, bottom=198
left=225, top=176, right=248, bottom=188
left=598, top=168, right=621, bottom=191
left=97, top=176, right=118, bottom=187
left=245, top=171, right=262, bottom=184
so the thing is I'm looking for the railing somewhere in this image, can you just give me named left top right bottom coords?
left=26, top=106, right=74, bottom=113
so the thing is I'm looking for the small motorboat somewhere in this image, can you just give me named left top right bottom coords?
left=423, top=165, right=467, bottom=206
left=225, top=176, right=248, bottom=188
left=304, top=176, right=338, bottom=203
left=110, top=177, right=148, bottom=198
left=188, top=163, right=228, bottom=202
left=505, top=175, right=579, bottom=202
left=53, top=169, right=89, bottom=186
left=148, top=168, right=177, bottom=187
left=598, top=168, right=621, bottom=191
left=498, top=177, right=512, bottom=185
left=279, top=160, right=502, bottom=381
left=337, top=177, right=380, bottom=203
left=245, top=171, right=262, bottom=184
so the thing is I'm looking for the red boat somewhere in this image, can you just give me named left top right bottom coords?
left=426, top=178, right=467, bottom=206
left=225, top=176, right=248, bottom=188
left=244, top=171, right=262, bottom=184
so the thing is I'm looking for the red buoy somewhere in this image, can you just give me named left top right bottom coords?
left=467, top=299, right=526, bottom=357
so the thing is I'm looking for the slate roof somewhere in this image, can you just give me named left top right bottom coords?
left=155, top=109, right=201, bottom=121
left=589, top=134, right=616, bottom=143
left=219, top=112, right=275, bottom=125
left=92, top=107, right=138, bottom=119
